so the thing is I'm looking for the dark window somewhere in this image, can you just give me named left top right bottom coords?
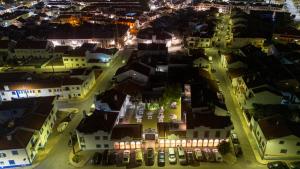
left=96, top=144, right=101, bottom=148
left=48, top=89, right=52, bottom=92
left=104, top=144, right=109, bottom=148
left=297, top=142, right=300, bottom=146
left=103, top=136, right=108, bottom=140
left=0, top=153, right=6, bottom=158
left=215, top=131, right=220, bottom=138
left=8, top=160, right=15, bottom=165
left=38, top=90, right=41, bottom=93
left=82, top=59, right=84, bottom=61
left=193, top=131, right=198, bottom=138
left=12, top=91, right=16, bottom=95
left=95, top=136, right=100, bottom=140
left=81, top=145, right=86, bottom=148
left=64, top=59, right=68, bottom=61
left=297, top=151, right=300, bottom=155
left=204, top=131, right=209, bottom=138
left=76, top=87, right=80, bottom=90
left=279, top=141, right=284, bottom=144
left=11, top=150, right=18, bottom=155
left=280, top=149, right=287, bottom=153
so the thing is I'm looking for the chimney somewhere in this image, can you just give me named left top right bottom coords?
left=104, top=113, right=108, bottom=120
left=6, top=135, right=12, bottom=141
left=253, top=75, right=256, bottom=81
left=114, top=94, right=118, bottom=101
left=276, top=121, right=279, bottom=125
left=246, top=78, right=250, bottom=83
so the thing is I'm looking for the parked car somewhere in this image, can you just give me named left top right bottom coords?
left=194, top=148, right=203, bottom=161
left=177, top=146, right=187, bottom=165
left=146, top=148, right=154, bottom=166
left=233, top=144, right=243, bottom=157
left=91, top=152, right=102, bottom=165
left=212, top=149, right=223, bottom=162
left=202, top=148, right=214, bottom=162
left=108, top=152, right=117, bottom=165
left=57, top=122, right=68, bottom=133
left=168, top=148, right=177, bottom=164
left=289, top=161, right=300, bottom=169
left=123, top=150, right=130, bottom=165
left=186, top=150, right=194, bottom=165
left=267, top=161, right=289, bottom=169
left=158, top=150, right=165, bottom=167
left=231, top=131, right=239, bottom=144
left=135, top=149, right=143, bottom=166
left=102, top=150, right=109, bottom=165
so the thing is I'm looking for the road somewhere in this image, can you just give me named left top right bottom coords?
left=32, top=49, right=133, bottom=169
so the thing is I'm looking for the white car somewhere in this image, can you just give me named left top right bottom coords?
left=123, top=150, right=130, bottom=164
left=57, top=122, right=68, bottom=133
left=194, top=148, right=203, bottom=161
left=168, top=148, right=177, bottom=164
left=212, top=149, right=223, bottom=162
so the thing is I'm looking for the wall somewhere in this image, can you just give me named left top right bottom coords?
left=76, top=130, right=112, bottom=150
left=0, top=148, right=30, bottom=168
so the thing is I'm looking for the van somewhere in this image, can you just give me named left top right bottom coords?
left=135, top=149, right=143, bottom=166
left=194, top=148, right=203, bottom=161
left=168, top=148, right=176, bottom=164
left=177, top=146, right=186, bottom=165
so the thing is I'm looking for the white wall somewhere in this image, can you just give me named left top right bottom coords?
left=76, top=130, right=113, bottom=150
left=0, top=149, right=30, bottom=168
left=186, top=126, right=231, bottom=140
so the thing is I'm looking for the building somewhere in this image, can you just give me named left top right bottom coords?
left=253, top=115, right=300, bottom=159
left=137, top=28, right=172, bottom=47
left=95, top=89, right=130, bottom=118
left=12, top=40, right=54, bottom=59
left=114, top=62, right=153, bottom=84
left=0, top=97, right=57, bottom=168
left=48, top=23, right=130, bottom=48
left=76, top=111, right=119, bottom=150
left=0, top=69, right=96, bottom=101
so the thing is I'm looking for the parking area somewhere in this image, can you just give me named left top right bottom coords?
left=89, top=147, right=226, bottom=168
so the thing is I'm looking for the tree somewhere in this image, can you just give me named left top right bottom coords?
left=217, top=141, right=231, bottom=155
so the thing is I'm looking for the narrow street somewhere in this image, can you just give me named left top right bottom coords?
left=32, top=49, right=133, bottom=169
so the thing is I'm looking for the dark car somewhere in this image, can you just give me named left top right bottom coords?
left=186, top=150, right=194, bottom=165
left=290, top=161, right=300, bottom=169
left=146, top=148, right=154, bottom=166
left=92, top=152, right=102, bottom=165
left=108, top=152, right=117, bottom=165
left=102, top=150, right=109, bottom=165
left=267, top=161, right=289, bottom=169
left=158, top=150, right=165, bottom=167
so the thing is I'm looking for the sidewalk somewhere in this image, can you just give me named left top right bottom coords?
left=68, top=144, right=95, bottom=168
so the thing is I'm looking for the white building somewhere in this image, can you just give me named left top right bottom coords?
left=0, top=97, right=57, bottom=168
left=0, top=69, right=96, bottom=101
left=253, top=115, right=300, bottom=160
left=12, top=40, right=54, bottom=59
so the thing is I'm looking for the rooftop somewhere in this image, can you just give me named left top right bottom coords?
left=76, top=110, right=119, bottom=133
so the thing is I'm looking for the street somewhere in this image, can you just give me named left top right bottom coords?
left=31, top=49, right=132, bottom=169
